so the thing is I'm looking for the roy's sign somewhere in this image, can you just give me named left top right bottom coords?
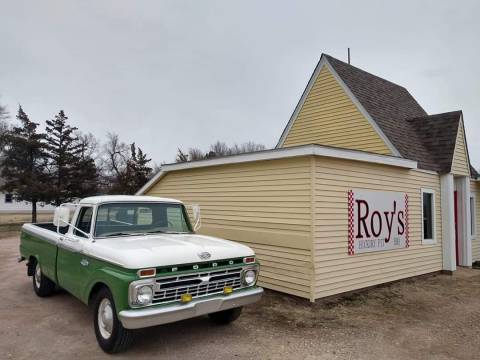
left=348, top=189, right=409, bottom=255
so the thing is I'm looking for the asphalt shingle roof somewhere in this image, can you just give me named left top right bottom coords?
left=324, top=54, right=467, bottom=173
left=407, top=111, right=462, bottom=173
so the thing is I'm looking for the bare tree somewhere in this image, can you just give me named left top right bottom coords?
left=175, top=148, right=189, bottom=163
left=188, top=147, right=204, bottom=161
left=75, top=131, right=100, bottom=160
left=209, top=141, right=230, bottom=157
left=99, top=132, right=152, bottom=194
left=0, top=100, right=8, bottom=122
left=237, top=141, right=266, bottom=153
left=0, top=99, right=10, bottom=151
left=101, top=132, right=130, bottom=179
left=175, top=140, right=266, bottom=163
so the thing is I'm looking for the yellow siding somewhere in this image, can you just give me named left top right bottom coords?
left=471, top=180, right=480, bottom=262
left=282, top=66, right=392, bottom=155
left=313, top=157, right=443, bottom=299
left=451, top=121, right=470, bottom=176
left=145, top=157, right=314, bottom=299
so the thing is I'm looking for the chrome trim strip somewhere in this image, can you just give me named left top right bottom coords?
left=119, top=287, right=263, bottom=329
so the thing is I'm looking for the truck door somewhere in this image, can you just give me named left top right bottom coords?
left=57, top=206, right=94, bottom=299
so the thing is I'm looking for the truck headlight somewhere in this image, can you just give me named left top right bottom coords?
left=136, top=285, right=153, bottom=305
left=129, top=280, right=155, bottom=307
left=242, top=266, right=258, bottom=286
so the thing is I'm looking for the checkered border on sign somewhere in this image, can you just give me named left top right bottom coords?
left=348, top=190, right=355, bottom=255
left=405, top=193, right=409, bottom=248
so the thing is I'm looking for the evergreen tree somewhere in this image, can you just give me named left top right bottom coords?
left=109, top=143, right=152, bottom=194
left=0, top=106, right=48, bottom=222
left=44, top=110, right=97, bottom=205
left=69, top=132, right=98, bottom=198
left=125, top=143, right=152, bottom=194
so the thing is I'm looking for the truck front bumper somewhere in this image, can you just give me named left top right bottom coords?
left=118, top=287, right=264, bottom=329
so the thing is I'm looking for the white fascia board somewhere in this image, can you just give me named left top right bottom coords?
left=459, top=114, right=472, bottom=178
left=276, top=55, right=401, bottom=157
left=136, top=144, right=417, bottom=195
left=311, top=145, right=415, bottom=168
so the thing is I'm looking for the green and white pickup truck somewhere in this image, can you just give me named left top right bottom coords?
left=19, top=195, right=263, bottom=353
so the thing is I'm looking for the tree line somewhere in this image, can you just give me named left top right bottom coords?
left=0, top=102, right=267, bottom=222
left=0, top=105, right=152, bottom=221
left=176, top=141, right=265, bottom=162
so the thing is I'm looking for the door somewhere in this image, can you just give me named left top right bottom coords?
left=57, top=206, right=94, bottom=298
left=454, top=191, right=459, bottom=265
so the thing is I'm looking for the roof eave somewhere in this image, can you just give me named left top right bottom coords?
left=137, top=144, right=417, bottom=195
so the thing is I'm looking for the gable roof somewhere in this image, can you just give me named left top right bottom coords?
left=279, top=53, right=471, bottom=173
left=407, top=111, right=463, bottom=173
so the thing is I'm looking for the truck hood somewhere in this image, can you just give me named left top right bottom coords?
left=85, top=233, right=254, bottom=269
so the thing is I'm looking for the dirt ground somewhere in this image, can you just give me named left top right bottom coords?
left=1, top=233, right=480, bottom=360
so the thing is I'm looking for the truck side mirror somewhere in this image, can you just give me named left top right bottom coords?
left=53, top=206, right=70, bottom=228
left=186, top=204, right=201, bottom=232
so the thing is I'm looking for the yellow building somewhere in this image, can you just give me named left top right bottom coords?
left=138, top=54, right=479, bottom=301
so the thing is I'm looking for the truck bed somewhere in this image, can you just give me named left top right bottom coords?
left=33, top=223, right=69, bottom=235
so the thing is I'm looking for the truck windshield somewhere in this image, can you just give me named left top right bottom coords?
left=94, top=202, right=192, bottom=238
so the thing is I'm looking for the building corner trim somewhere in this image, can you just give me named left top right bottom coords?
left=440, top=174, right=456, bottom=271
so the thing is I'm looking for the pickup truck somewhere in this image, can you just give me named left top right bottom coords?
left=19, top=195, right=263, bottom=353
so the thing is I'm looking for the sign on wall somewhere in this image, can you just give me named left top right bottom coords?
left=348, top=189, right=409, bottom=255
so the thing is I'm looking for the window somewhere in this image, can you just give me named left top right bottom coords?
left=94, top=202, right=192, bottom=238
left=75, top=207, right=93, bottom=238
left=421, top=189, right=436, bottom=244
left=471, top=195, right=476, bottom=239
left=5, top=193, right=13, bottom=203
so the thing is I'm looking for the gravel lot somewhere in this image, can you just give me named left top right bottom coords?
left=1, top=232, right=480, bottom=360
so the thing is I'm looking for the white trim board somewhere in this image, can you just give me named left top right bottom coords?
left=471, top=193, right=476, bottom=240
left=421, top=188, right=437, bottom=245
left=275, top=55, right=401, bottom=157
left=137, top=144, right=417, bottom=195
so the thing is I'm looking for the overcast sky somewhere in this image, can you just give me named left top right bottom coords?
left=1, top=0, right=479, bottom=167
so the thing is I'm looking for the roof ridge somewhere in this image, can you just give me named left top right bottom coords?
left=323, top=53, right=428, bottom=116
left=407, top=110, right=463, bottom=122
left=323, top=54, right=410, bottom=91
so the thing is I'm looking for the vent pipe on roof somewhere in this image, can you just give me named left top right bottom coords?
left=348, top=48, right=351, bottom=64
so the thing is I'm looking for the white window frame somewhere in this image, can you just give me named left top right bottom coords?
left=421, top=188, right=436, bottom=245
left=471, top=194, right=476, bottom=239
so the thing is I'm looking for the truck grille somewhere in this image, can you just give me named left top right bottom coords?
left=153, top=267, right=243, bottom=304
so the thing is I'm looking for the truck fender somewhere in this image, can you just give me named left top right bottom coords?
left=83, top=268, right=131, bottom=312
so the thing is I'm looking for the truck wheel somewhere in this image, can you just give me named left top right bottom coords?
left=32, top=261, right=55, bottom=297
left=208, top=307, right=243, bottom=325
left=93, top=287, right=134, bottom=353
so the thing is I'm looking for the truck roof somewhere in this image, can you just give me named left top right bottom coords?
left=79, top=195, right=183, bottom=205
